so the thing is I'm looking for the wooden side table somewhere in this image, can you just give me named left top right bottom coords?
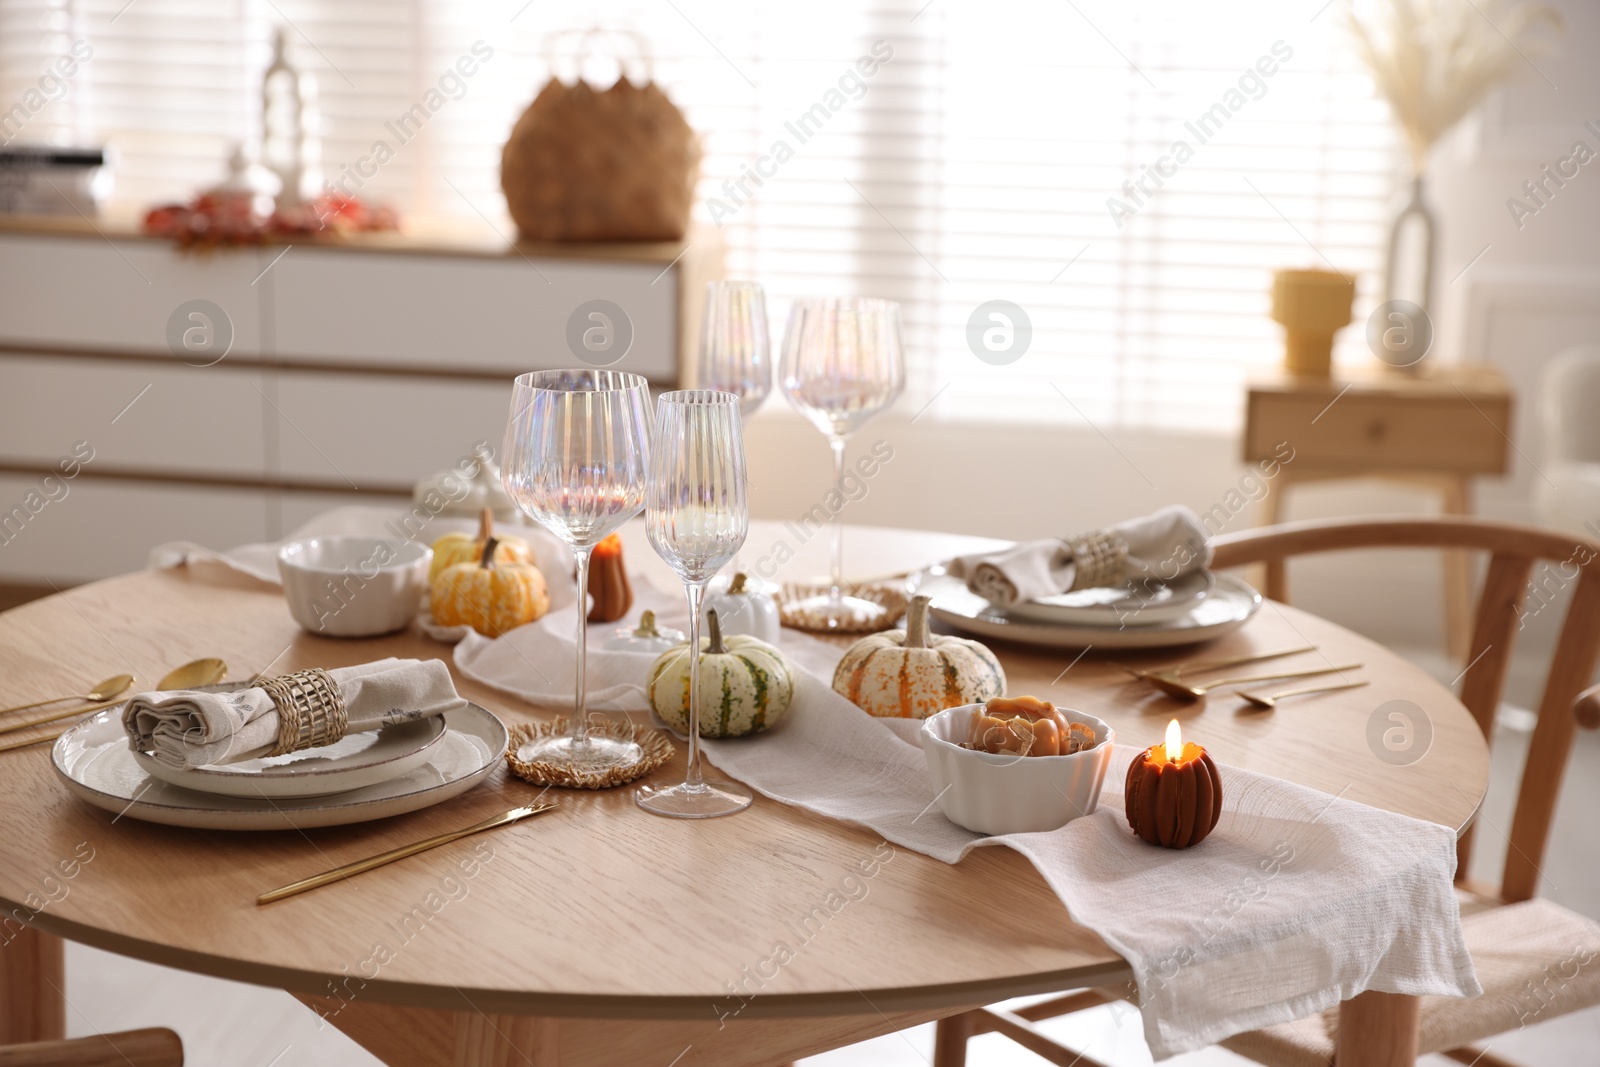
left=1243, top=363, right=1513, bottom=660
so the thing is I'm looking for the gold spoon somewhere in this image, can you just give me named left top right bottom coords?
left=0, top=658, right=229, bottom=743
left=0, top=674, right=135, bottom=718
left=1145, top=662, right=1362, bottom=701
left=1238, top=679, right=1370, bottom=710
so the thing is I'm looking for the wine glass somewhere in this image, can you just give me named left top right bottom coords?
left=502, top=369, right=653, bottom=772
left=699, top=280, right=770, bottom=583
left=636, top=390, right=751, bottom=819
left=698, top=280, right=772, bottom=414
left=779, top=297, right=905, bottom=629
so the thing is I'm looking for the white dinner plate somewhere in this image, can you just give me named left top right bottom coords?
left=1002, top=569, right=1216, bottom=626
left=130, top=684, right=448, bottom=799
left=52, top=702, right=506, bottom=830
left=912, top=569, right=1262, bottom=649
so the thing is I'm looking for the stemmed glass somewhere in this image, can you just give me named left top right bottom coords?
left=636, top=390, right=751, bottom=819
left=502, top=369, right=653, bottom=772
left=699, top=280, right=770, bottom=581
left=779, top=297, right=905, bottom=629
left=698, top=280, right=772, bottom=414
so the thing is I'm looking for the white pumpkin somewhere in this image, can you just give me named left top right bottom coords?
left=832, top=595, right=1005, bottom=718
left=604, top=610, right=686, bottom=654
left=701, top=571, right=780, bottom=643
left=649, top=609, right=794, bottom=738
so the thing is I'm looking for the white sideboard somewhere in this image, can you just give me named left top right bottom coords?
left=0, top=217, right=716, bottom=586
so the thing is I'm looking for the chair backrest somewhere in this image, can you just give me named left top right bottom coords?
left=1211, top=516, right=1600, bottom=903
left=1542, top=343, right=1600, bottom=466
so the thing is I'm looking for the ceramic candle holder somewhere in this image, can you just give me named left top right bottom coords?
left=1271, top=268, right=1354, bottom=377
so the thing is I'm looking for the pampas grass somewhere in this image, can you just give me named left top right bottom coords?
left=1348, top=0, right=1561, bottom=171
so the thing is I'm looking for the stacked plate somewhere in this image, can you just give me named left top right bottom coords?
left=910, top=567, right=1262, bottom=649
left=51, top=683, right=507, bottom=830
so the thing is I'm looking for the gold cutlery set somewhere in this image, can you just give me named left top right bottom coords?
left=1124, top=645, right=1367, bottom=708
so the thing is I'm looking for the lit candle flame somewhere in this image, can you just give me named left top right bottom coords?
left=1164, top=718, right=1183, bottom=762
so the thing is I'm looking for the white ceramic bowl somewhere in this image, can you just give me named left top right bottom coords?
left=920, top=704, right=1115, bottom=835
left=277, top=537, right=431, bottom=637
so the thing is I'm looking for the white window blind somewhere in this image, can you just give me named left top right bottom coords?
left=0, top=0, right=1399, bottom=431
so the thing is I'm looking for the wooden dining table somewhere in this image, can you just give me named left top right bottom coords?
left=0, top=521, right=1489, bottom=1067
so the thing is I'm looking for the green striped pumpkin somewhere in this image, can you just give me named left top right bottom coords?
left=832, top=595, right=1005, bottom=718
left=648, top=608, right=794, bottom=738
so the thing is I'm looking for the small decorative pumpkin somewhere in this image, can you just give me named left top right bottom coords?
left=586, top=533, right=633, bottom=623
left=1124, top=720, right=1222, bottom=849
left=429, top=507, right=534, bottom=585
left=648, top=608, right=793, bottom=738
left=603, top=610, right=685, bottom=654
left=702, top=572, right=780, bottom=643
left=431, top=537, right=551, bottom=637
left=832, top=595, right=1006, bottom=719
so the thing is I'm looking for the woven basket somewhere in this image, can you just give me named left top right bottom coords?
left=501, top=31, right=701, bottom=242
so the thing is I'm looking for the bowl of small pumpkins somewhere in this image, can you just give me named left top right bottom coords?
left=429, top=509, right=551, bottom=637
left=647, top=608, right=794, bottom=738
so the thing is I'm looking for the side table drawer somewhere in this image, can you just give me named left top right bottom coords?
left=1244, top=390, right=1510, bottom=474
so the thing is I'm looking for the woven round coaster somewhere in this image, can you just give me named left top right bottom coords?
left=777, top=582, right=908, bottom=635
left=505, top=718, right=673, bottom=790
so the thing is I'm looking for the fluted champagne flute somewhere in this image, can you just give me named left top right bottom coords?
left=502, top=369, right=652, bottom=772
left=636, top=390, right=751, bottom=819
left=779, top=298, right=905, bottom=629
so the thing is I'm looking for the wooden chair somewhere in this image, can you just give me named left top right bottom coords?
left=0, top=1029, right=182, bottom=1066
left=932, top=517, right=1600, bottom=1067
left=1, top=929, right=182, bottom=1066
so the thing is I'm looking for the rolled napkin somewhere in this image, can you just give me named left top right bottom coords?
left=123, top=657, right=467, bottom=769
left=948, top=504, right=1212, bottom=607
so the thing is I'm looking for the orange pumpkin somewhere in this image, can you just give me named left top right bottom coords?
left=585, top=533, right=633, bottom=623
left=430, top=507, right=534, bottom=585
left=432, top=537, right=550, bottom=637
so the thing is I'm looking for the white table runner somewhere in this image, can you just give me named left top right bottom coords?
left=452, top=579, right=1481, bottom=1059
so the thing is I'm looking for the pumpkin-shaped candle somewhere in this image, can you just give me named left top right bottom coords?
left=1124, top=719, right=1222, bottom=849
left=585, top=532, right=633, bottom=623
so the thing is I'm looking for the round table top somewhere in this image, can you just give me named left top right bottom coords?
left=0, top=521, right=1490, bottom=1019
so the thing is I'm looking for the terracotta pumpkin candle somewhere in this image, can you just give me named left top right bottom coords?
left=585, top=533, right=633, bottom=623
left=1125, top=719, right=1222, bottom=849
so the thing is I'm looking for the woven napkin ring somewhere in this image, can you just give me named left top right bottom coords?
left=258, top=668, right=349, bottom=756
left=1067, top=531, right=1130, bottom=591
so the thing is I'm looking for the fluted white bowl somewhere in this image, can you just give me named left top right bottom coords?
left=920, top=704, right=1115, bottom=836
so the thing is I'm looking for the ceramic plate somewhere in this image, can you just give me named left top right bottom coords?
left=130, top=684, right=449, bottom=799
left=912, top=569, right=1261, bottom=650
left=53, top=703, right=506, bottom=830
left=1002, top=569, right=1216, bottom=626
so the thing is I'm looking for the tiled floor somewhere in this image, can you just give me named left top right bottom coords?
left=60, top=666, right=1600, bottom=1066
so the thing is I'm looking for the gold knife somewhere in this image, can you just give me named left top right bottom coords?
left=257, top=802, right=557, bottom=905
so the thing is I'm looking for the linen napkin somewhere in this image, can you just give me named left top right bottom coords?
left=948, top=504, right=1212, bottom=606
left=452, top=579, right=1479, bottom=1059
left=124, top=657, right=467, bottom=769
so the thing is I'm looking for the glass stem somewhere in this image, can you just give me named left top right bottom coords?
left=683, top=578, right=709, bottom=791
left=572, top=546, right=592, bottom=746
left=829, top=436, right=847, bottom=602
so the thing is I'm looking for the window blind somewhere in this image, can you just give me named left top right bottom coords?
left=0, top=0, right=1399, bottom=431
